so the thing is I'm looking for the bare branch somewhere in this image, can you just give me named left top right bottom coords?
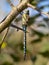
left=27, top=3, right=49, bottom=18
left=11, top=24, right=29, bottom=33
left=0, top=0, right=32, bottom=33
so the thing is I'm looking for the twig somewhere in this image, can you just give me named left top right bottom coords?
left=0, top=27, right=9, bottom=52
left=27, top=3, right=49, bottom=18
left=11, top=24, right=29, bottom=33
left=7, top=0, right=14, bottom=8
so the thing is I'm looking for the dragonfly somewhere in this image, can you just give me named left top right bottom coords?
left=22, top=10, right=29, bottom=60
